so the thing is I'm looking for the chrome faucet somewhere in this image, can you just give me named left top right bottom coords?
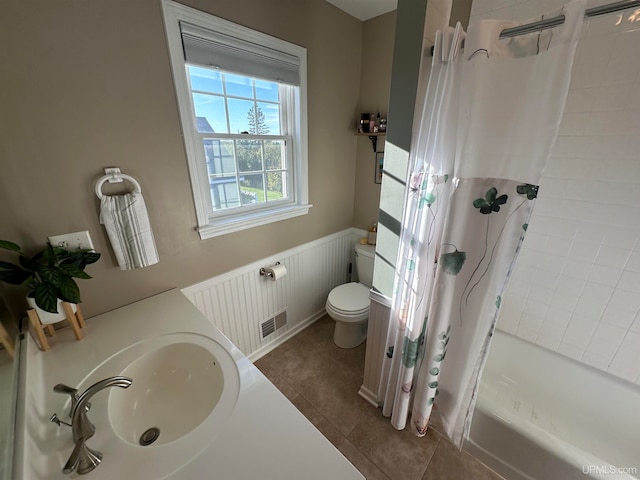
left=52, top=376, right=132, bottom=475
left=52, top=384, right=81, bottom=417
left=52, top=383, right=91, bottom=418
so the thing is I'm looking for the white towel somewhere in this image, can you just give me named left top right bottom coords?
left=100, top=192, right=159, bottom=271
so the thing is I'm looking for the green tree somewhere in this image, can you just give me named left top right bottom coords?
left=247, top=104, right=270, bottom=135
left=236, top=105, right=284, bottom=202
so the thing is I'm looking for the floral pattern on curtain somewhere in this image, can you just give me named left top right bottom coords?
left=381, top=0, right=586, bottom=448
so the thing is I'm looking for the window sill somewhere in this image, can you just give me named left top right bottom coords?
left=198, top=203, right=313, bottom=239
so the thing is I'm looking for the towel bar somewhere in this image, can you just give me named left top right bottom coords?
left=95, top=168, right=142, bottom=199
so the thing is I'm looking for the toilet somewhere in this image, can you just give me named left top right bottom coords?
left=325, top=243, right=375, bottom=349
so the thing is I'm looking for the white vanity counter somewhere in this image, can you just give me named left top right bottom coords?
left=14, top=290, right=363, bottom=479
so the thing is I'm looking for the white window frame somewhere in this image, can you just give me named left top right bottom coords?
left=161, top=0, right=310, bottom=239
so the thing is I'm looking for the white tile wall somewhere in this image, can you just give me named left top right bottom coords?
left=471, top=0, right=640, bottom=385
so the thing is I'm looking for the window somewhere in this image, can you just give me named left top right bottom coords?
left=190, top=68, right=291, bottom=211
left=161, top=1, right=310, bottom=239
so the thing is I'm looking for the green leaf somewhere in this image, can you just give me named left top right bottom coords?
left=424, top=192, right=436, bottom=205
left=44, top=243, right=56, bottom=267
left=402, top=336, right=421, bottom=368
left=428, top=381, right=439, bottom=388
left=440, top=250, right=466, bottom=275
left=33, top=282, right=59, bottom=313
left=0, top=262, right=31, bottom=285
left=36, top=265, right=62, bottom=285
left=433, top=353, right=444, bottom=362
left=386, top=346, right=394, bottom=359
left=0, top=240, right=21, bottom=252
left=407, top=259, right=416, bottom=271
left=418, top=320, right=427, bottom=344
left=59, top=264, right=91, bottom=279
left=475, top=188, right=508, bottom=214
left=517, top=184, right=539, bottom=200
left=496, top=295, right=502, bottom=308
left=473, top=198, right=488, bottom=208
left=61, top=251, right=101, bottom=268
left=522, top=224, right=528, bottom=231
left=51, top=246, right=69, bottom=258
left=80, top=251, right=101, bottom=265
left=57, top=276, right=81, bottom=304
left=0, top=260, right=19, bottom=270
left=495, top=194, right=508, bottom=205
left=429, top=367, right=439, bottom=375
left=428, top=397, right=435, bottom=406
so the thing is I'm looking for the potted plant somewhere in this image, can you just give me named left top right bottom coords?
left=0, top=240, right=100, bottom=323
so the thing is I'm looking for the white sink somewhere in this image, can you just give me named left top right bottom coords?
left=109, top=341, right=226, bottom=446
left=55, top=332, right=240, bottom=479
left=22, top=290, right=364, bottom=480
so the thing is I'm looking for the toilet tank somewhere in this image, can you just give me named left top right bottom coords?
left=354, top=243, right=375, bottom=287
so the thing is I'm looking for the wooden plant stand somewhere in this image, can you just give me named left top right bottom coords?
left=0, top=321, right=14, bottom=358
left=27, top=302, right=85, bottom=351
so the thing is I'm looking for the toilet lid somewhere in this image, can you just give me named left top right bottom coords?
left=327, top=283, right=370, bottom=313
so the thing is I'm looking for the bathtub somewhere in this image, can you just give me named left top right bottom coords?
left=465, top=330, right=640, bottom=480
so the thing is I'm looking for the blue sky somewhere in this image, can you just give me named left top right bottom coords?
left=188, top=66, right=281, bottom=135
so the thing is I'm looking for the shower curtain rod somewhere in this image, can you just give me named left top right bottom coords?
left=499, top=0, right=640, bottom=38
left=430, top=0, right=640, bottom=54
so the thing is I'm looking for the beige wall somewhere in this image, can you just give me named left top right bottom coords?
left=352, top=11, right=396, bottom=231
left=372, top=0, right=430, bottom=296
left=0, top=0, right=363, bottom=317
left=449, top=0, right=472, bottom=29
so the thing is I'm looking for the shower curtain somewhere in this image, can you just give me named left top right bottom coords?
left=381, top=0, right=586, bottom=448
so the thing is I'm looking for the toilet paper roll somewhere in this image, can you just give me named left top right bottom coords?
left=266, top=264, right=287, bottom=281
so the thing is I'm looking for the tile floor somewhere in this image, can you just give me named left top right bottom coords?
left=254, top=315, right=505, bottom=480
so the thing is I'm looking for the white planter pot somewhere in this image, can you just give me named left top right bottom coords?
left=26, top=296, right=77, bottom=325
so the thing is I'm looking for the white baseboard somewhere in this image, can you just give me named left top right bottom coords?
left=357, top=385, right=380, bottom=407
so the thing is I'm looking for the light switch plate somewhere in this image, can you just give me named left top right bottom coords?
left=48, top=231, right=94, bottom=252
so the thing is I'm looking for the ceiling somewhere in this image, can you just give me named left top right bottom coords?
left=325, top=0, right=398, bottom=21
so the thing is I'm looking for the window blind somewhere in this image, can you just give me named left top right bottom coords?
left=180, top=22, right=301, bottom=86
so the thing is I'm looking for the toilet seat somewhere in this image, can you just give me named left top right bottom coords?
left=326, top=282, right=370, bottom=323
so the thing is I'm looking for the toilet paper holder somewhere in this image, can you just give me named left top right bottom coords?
left=259, top=262, right=281, bottom=278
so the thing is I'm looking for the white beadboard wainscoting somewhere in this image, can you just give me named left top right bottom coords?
left=182, top=228, right=367, bottom=361
left=359, top=290, right=391, bottom=407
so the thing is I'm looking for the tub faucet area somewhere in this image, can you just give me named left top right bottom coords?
left=51, top=376, right=133, bottom=475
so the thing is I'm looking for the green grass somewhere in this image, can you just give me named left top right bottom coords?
left=240, top=185, right=284, bottom=202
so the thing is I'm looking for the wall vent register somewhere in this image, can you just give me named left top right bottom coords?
left=260, top=310, right=288, bottom=339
